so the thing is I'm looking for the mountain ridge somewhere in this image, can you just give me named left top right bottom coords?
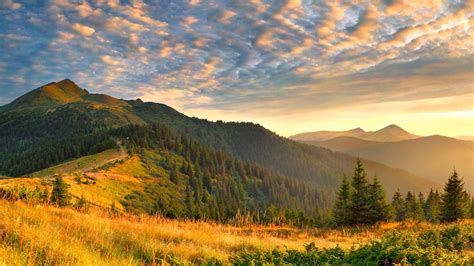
left=290, top=124, right=419, bottom=142
left=303, top=135, right=473, bottom=193
left=0, top=80, right=440, bottom=196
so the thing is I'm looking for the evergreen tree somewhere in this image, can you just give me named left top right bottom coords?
left=75, top=194, right=88, bottom=211
left=440, top=170, right=469, bottom=222
left=367, top=176, right=390, bottom=223
left=51, top=176, right=71, bottom=207
left=404, top=192, right=423, bottom=221
left=417, top=192, right=426, bottom=221
left=391, top=190, right=405, bottom=221
left=470, top=196, right=474, bottom=218
left=333, top=175, right=352, bottom=225
left=348, top=159, right=371, bottom=225
left=424, top=189, right=440, bottom=222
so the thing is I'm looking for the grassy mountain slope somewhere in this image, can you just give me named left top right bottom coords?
left=0, top=80, right=439, bottom=196
left=305, top=135, right=474, bottom=193
left=0, top=123, right=329, bottom=224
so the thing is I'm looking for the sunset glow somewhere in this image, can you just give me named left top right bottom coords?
left=0, top=0, right=472, bottom=136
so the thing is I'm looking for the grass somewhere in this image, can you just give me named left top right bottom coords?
left=0, top=200, right=472, bottom=265
left=30, top=148, right=125, bottom=177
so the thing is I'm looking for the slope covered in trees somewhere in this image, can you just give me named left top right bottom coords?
left=111, top=124, right=329, bottom=224
left=0, top=80, right=438, bottom=196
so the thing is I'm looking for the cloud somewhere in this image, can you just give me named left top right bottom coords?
left=1, top=0, right=473, bottom=137
left=58, top=31, right=75, bottom=41
left=181, top=16, right=199, bottom=27
left=0, top=0, right=21, bottom=10
left=100, top=55, right=122, bottom=66
left=218, top=9, right=237, bottom=24
left=104, top=16, right=148, bottom=34
left=71, top=23, right=96, bottom=37
left=189, top=0, right=200, bottom=6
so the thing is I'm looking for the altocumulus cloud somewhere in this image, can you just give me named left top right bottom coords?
left=0, top=0, right=472, bottom=128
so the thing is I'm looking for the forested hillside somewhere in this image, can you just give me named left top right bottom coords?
left=0, top=80, right=438, bottom=196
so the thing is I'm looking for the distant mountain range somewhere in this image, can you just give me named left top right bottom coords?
left=290, top=124, right=419, bottom=142
left=291, top=126, right=473, bottom=193
left=0, top=79, right=439, bottom=198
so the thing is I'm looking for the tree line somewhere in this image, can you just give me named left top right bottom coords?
left=334, top=160, right=474, bottom=226
left=112, top=124, right=330, bottom=226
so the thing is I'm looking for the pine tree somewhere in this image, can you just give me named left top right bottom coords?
left=367, top=176, right=390, bottom=224
left=75, top=194, right=88, bottom=211
left=440, top=170, right=469, bottom=222
left=51, top=176, right=71, bottom=207
left=424, top=189, right=440, bottom=222
left=417, top=192, right=426, bottom=221
left=391, top=190, right=404, bottom=221
left=333, top=175, right=352, bottom=225
left=348, top=159, right=371, bottom=225
left=470, top=196, right=474, bottom=218
left=404, top=191, right=423, bottom=221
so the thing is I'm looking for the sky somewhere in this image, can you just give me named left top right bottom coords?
left=0, top=0, right=473, bottom=137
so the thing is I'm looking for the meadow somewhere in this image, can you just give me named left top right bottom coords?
left=0, top=200, right=472, bottom=265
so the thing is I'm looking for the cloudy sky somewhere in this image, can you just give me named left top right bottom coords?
left=0, top=0, right=472, bottom=137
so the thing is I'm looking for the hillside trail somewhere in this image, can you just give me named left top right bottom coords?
left=82, top=140, right=128, bottom=173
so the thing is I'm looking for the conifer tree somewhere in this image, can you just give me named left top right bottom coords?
left=470, top=196, right=474, bottom=218
left=424, top=189, right=440, bottom=222
left=367, top=176, right=390, bottom=223
left=51, top=176, right=71, bottom=207
left=404, top=191, right=424, bottom=221
left=348, top=159, right=371, bottom=225
left=391, top=190, right=405, bottom=221
left=333, top=175, right=352, bottom=225
left=440, top=170, right=469, bottom=222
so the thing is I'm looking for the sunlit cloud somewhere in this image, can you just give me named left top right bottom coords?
left=0, top=0, right=472, bottom=137
left=71, top=23, right=95, bottom=37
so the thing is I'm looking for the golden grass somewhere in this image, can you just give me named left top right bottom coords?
left=0, top=200, right=472, bottom=265
left=30, top=148, right=125, bottom=177
left=107, top=155, right=148, bottom=177
left=0, top=200, right=375, bottom=265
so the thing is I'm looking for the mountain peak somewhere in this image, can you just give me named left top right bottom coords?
left=365, top=124, right=418, bottom=142
left=350, top=127, right=366, bottom=133
left=7, top=79, right=89, bottom=109
left=378, top=124, right=406, bottom=132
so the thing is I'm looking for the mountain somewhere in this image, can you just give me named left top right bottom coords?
left=0, top=80, right=439, bottom=198
left=6, top=79, right=89, bottom=109
left=457, top=136, right=474, bottom=141
left=290, top=124, right=419, bottom=142
left=304, top=135, right=474, bottom=193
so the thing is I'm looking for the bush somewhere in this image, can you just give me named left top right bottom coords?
left=231, top=224, right=473, bottom=265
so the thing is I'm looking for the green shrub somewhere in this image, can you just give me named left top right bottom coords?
left=231, top=224, right=472, bottom=265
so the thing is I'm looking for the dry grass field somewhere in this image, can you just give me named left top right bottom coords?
left=0, top=199, right=472, bottom=265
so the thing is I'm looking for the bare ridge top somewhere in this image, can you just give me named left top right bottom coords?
left=8, top=79, right=89, bottom=108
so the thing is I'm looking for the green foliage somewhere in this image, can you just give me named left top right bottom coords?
left=231, top=224, right=473, bottom=265
left=333, top=175, right=352, bottom=225
left=51, top=176, right=71, bottom=207
left=424, top=189, right=441, bottom=222
left=334, top=160, right=390, bottom=225
left=115, top=124, right=328, bottom=225
left=348, top=160, right=371, bottom=224
left=0, top=186, right=49, bottom=204
left=440, top=170, right=470, bottom=222
left=74, top=195, right=88, bottom=212
left=391, top=190, right=404, bottom=221
left=404, top=191, right=424, bottom=221
left=367, top=176, right=390, bottom=223
left=0, top=106, right=117, bottom=176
